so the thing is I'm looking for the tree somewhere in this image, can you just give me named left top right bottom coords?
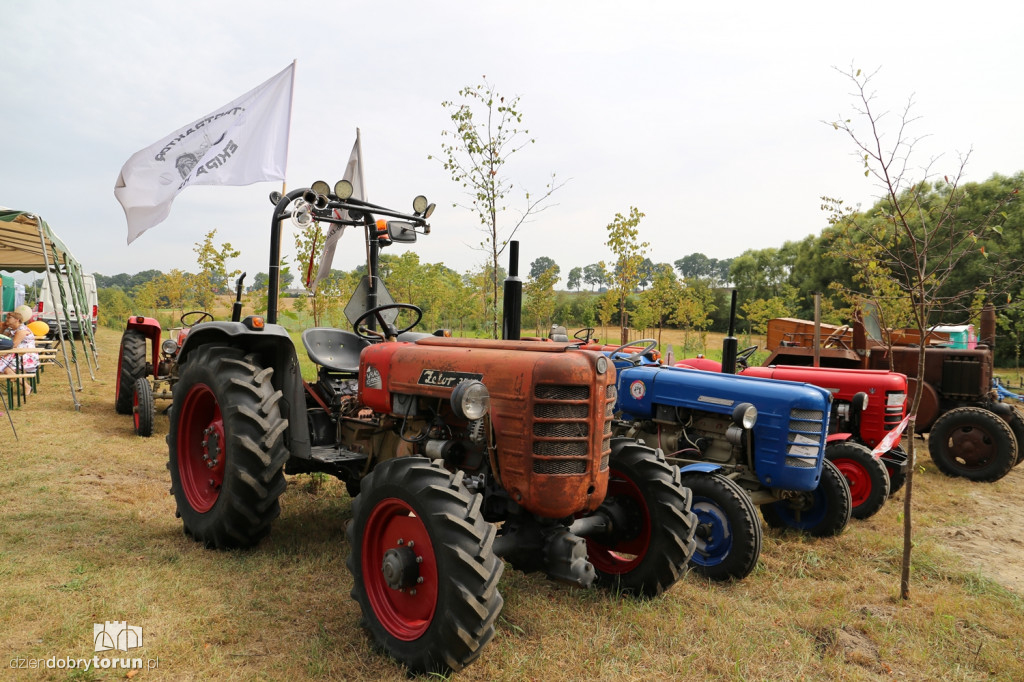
left=582, top=262, right=607, bottom=291
left=605, top=207, right=649, bottom=344
left=435, top=78, right=566, bottom=338
left=193, top=230, right=240, bottom=300
left=529, top=256, right=560, bottom=281
left=640, top=264, right=684, bottom=346
left=827, top=65, right=1023, bottom=600
left=523, top=265, right=560, bottom=336
left=566, top=266, right=582, bottom=292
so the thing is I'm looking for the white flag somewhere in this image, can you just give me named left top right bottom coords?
left=308, top=129, right=366, bottom=292
left=115, top=62, right=295, bottom=244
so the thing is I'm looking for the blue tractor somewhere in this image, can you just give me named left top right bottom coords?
left=605, top=338, right=851, bottom=582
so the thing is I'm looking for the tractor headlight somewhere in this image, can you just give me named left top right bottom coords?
left=161, top=339, right=178, bottom=355
left=887, top=392, right=906, bottom=407
left=732, top=402, right=757, bottom=429
left=451, top=380, right=490, bottom=421
left=596, top=356, right=608, bottom=375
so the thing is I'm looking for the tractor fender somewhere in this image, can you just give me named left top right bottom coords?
left=678, top=462, right=724, bottom=475
left=826, top=432, right=854, bottom=444
left=124, top=316, right=163, bottom=376
left=178, top=320, right=311, bottom=458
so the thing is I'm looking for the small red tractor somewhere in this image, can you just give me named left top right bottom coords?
left=114, top=305, right=231, bottom=437
left=764, top=303, right=1023, bottom=482
left=163, top=180, right=698, bottom=674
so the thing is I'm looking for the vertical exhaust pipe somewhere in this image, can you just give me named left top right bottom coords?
left=722, top=290, right=738, bottom=374
left=502, top=241, right=522, bottom=340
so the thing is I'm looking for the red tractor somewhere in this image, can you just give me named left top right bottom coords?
left=114, top=309, right=216, bottom=436
left=163, top=180, right=698, bottom=674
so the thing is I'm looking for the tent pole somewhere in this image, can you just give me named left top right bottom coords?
left=36, top=226, right=80, bottom=410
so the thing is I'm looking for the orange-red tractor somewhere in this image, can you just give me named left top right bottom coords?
left=163, top=181, right=697, bottom=674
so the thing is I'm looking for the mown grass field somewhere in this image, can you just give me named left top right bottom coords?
left=1, top=326, right=1022, bottom=681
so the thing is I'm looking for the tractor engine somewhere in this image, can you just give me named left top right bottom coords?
left=626, top=406, right=745, bottom=466
left=357, top=336, right=617, bottom=520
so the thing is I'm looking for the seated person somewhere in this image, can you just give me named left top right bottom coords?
left=0, top=310, right=38, bottom=379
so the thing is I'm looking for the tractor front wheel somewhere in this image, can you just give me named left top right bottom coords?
left=115, top=329, right=147, bottom=414
left=133, top=377, right=154, bottom=437
left=585, top=439, right=697, bottom=597
left=928, top=406, right=1017, bottom=482
left=679, top=471, right=761, bottom=581
left=760, top=459, right=852, bottom=537
left=347, top=457, right=504, bottom=675
left=826, top=441, right=890, bottom=519
left=167, top=345, right=288, bottom=548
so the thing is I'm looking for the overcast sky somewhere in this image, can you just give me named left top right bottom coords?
left=3, top=1, right=1023, bottom=290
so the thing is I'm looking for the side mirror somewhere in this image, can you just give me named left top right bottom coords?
left=387, top=221, right=418, bottom=243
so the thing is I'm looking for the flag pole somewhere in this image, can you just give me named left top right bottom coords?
left=270, top=59, right=297, bottom=317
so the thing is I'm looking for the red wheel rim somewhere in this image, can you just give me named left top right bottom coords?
left=831, top=458, right=871, bottom=508
left=177, top=383, right=225, bottom=513
left=362, top=497, right=438, bottom=640
left=586, top=470, right=651, bottom=574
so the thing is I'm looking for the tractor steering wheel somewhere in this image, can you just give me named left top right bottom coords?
left=180, top=311, right=214, bottom=327
left=353, top=303, right=423, bottom=341
left=735, top=345, right=758, bottom=369
left=574, top=327, right=595, bottom=343
left=823, top=325, right=851, bottom=349
left=608, top=338, right=658, bottom=364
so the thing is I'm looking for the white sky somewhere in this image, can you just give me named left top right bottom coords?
left=3, top=1, right=1023, bottom=289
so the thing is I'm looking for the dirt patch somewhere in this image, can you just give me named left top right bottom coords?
left=928, top=472, right=1024, bottom=594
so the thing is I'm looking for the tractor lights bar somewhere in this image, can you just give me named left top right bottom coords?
left=270, top=180, right=436, bottom=223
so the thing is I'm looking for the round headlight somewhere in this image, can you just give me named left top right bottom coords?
left=732, top=402, right=757, bottom=429
left=413, top=195, right=428, bottom=213
left=596, top=356, right=608, bottom=375
left=334, top=179, right=354, bottom=199
left=451, top=380, right=490, bottom=421
left=857, top=392, right=869, bottom=410
left=161, top=339, right=179, bottom=355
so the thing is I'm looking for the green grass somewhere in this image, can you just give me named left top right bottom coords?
left=0, top=328, right=1022, bottom=680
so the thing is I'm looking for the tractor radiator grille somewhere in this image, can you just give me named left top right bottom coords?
left=531, top=382, right=611, bottom=475
left=786, top=407, right=825, bottom=467
left=942, top=357, right=982, bottom=397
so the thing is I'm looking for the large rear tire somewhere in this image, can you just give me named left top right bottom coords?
left=133, top=377, right=154, bottom=438
left=586, top=439, right=697, bottom=597
left=826, top=441, right=890, bottom=519
left=167, top=345, right=288, bottom=548
left=1002, top=406, right=1024, bottom=466
left=928, top=406, right=1017, bottom=482
left=347, top=457, right=504, bottom=675
left=115, top=330, right=147, bottom=414
left=678, top=471, right=761, bottom=581
left=760, top=459, right=852, bottom=537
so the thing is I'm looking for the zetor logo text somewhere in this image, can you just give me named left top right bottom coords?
left=8, top=621, right=159, bottom=673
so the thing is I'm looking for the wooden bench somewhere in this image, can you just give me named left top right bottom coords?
left=1, top=347, right=44, bottom=407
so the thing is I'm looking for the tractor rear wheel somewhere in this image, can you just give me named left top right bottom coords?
left=167, top=345, right=288, bottom=548
left=928, top=406, right=1017, bottom=482
left=1002, top=406, right=1024, bottom=466
left=678, top=471, right=761, bottom=581
left=826, top=441, right=890, bottom=519
left=586, top=439, right=697, bottom=597
left=133, top=377, right=154, bottom=437
left=760, top=459, right=852, bottom=537
left=115, top=330, right=147, bottom=414
left=347, top=456, right=503, bottom=675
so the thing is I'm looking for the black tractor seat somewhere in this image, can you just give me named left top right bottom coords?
left=301, top=327, right=370, bottom=375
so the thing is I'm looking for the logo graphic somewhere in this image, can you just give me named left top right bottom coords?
left=94, top=622, right=143, bottom=653
left=629, top=380, right=646, bottom=399
left=418, top=369, right=484, bottom=388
